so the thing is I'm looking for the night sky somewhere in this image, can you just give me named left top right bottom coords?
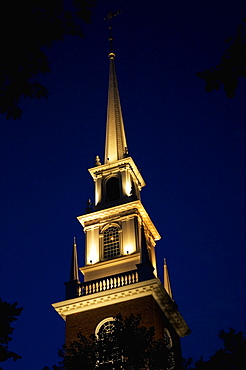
left=1, top=1, right=246, bottom=369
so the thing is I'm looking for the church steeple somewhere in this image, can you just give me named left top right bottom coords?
left=104, top=51, right=128, bottom=164
left=53, top=27, right=190, bottom=366
left=74, top=47, right=160, bottom=283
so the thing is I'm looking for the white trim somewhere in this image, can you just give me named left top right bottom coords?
left=88, top=157, right=145, bottom=190
left=95, top=317, right=115, bottom=336
left=52, top=278, right=190, bottom=338
left=77, top=200, right=161, bottom=242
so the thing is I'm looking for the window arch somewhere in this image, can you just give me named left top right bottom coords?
left=95, top=317, right=115, bottom=337
left=106, top=176, right=120, bottom=202
left=103, top=225, right=120, bottom=259
left=95, top=318, right=121, bottom=367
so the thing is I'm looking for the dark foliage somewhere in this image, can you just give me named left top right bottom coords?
left=45, top=314, right=171, bottom=370
left=183, top=328, right=246, bottom=370
left=0, top=298, right=23, bottom=368
left=0, top=0, right=94, bottom=119
left=197, top=18, right=246, bottom=98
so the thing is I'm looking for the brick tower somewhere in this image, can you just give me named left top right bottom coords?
left=53, top=46, right=190, bottom=369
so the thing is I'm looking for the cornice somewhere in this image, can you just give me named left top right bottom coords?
left=52, top=278, right=190, bottom=337
left=77, top=200, right=161, bottom=241
left=88, top=157, right=145, bottom=189
left=80, top=252, right=140, bottom=274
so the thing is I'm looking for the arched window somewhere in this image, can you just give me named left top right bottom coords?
left=95, top=317, right=115, bottom=337
left=103, top=226, right=120, bottom=259
left=106, top=177, right=120, bottom=202
left=95, top=318, right=121, bottom=367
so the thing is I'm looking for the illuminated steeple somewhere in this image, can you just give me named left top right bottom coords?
left=76, top=45, right=159, bottom=281
left=53, top=23, right=190, bottom=365
left=104, top=45, right=127, bottom=163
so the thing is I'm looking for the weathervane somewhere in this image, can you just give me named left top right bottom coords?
left=104, top=10, right=122, bottom=21
left=104, top=10, right=122, bottom=54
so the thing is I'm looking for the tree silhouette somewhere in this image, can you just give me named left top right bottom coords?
left=0, top=298, right=23, bottom=368
left=197, top=18, right=246, bottom=98
left=45, top=314, right=172, bottom=370
left=0, top=0, right=94, bottom=120
left=183, top=328, right=246, bottom=370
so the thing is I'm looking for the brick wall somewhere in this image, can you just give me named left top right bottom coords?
left=65, top=295, right=182, bottom=368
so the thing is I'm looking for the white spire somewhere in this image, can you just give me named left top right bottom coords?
left=104, top=53, right=128, bottom=164
left=69, top=237, right=79, bottom=281
left=164, top=258, right=173, bottom=299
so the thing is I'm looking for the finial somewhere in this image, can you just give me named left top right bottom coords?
left=95, top=155, right=101, bottom=166
left=74, top=236, right=76, bottom=245
left=108, top=26, right=114, bottom=54
left=104, top=10, right=122, bottom=57
left=109, top=51, right=115, bottom=60
left=124, top=147, right=128, bottom=157
left=164, top=258, right=167, bottom=265
left=85, top=199, right=93, bottom=213
left=108, top=26, right=115, bottom=58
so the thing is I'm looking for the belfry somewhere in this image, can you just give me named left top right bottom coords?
left=53, top=34, right=190, bottom=369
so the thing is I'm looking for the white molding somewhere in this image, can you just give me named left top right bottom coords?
left=77, top=200, right=161, bottom=242
left=52, top=278, right=190, bottom=337
left=88, top=157, right=145, bottom=190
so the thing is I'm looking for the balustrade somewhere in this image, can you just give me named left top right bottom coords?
left=78, top=271, right=138, bottom=297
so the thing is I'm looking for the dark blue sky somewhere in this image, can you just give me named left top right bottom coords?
left=1, top=0, right=246, bottom=368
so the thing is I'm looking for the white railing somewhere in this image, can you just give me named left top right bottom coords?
left=78, top=271, right=138, bottom=297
